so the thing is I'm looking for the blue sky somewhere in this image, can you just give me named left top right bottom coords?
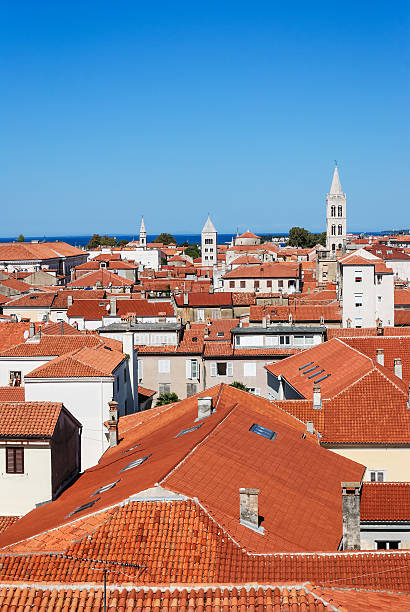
left=1, top=1, right=409, bottom=237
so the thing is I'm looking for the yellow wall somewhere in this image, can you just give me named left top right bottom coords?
left=329, top=447, right=410, bottom=482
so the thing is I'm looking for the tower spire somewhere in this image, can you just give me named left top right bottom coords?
left=330, top=163, right=343, bottom=195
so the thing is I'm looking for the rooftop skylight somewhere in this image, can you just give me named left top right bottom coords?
left=175, top=424, right=203, bottom=438
left=249, top=423, right=277, bottom=441
left=308, top=369, right=324, bottom=379
left=66, top=497, right=101, bottom=518
left=314, top=373, right=331, bottom=384
left=92, top=480, right=120, bottom=496
left=120, top=455, right=151, bottom=471
left=299, top=362, right=313, bottom=370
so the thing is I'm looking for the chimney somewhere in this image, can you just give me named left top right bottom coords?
left=262, top=316, right=267, bottom=328
left=183, top=292, right=189, bottom=305
left=141, top=289, right=146, bottom=299
left=341, top=482, right=361, bottom=550
left=313, top=385, right=322, bottom=409
left=266, top=314, right=270, bottom=326
left=29, top=322, right=35, bottom=338
left=306, top=421, right=314, bottom=434
left=185, top=320, right=191, bottom=329
left=60, top=320, right=64, bottom=335
left=196, top=396, right=213, bottom=420
left=204, top=326, right=210, bottom=337
left=376, top=349, right=384, bottom=366
left=394, top=358, right=403, bottom=379
left=277, top=374, right=284, bottom=400
left=376, top=320, right=384, bottom=336
left=67, top=295, right=73, bottom=307
left=239, top=488, right=264, bottom=534
left=107, top=400, right=119, bottom=448
left=289, top=313, right=293, bottom=325
left=110, top=296, right=117, bottom=316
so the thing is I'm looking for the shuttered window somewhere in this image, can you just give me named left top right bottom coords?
left=6, top=447, right=24, bottom=474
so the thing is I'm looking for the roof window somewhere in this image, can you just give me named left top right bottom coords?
left=66, top=497, right=101, bottom=518
left=249, top=423, right=277, bottom=441
left=298, top=362, right=313, bottom=370
left=175, top=424, right=203, bottom=438
left=121, top=443, right=141, bottom=454
left=217, top=332, right=224, bottom=337
left=314, top=373, right=331, bottom=384
left=92, top=480, right=120, bottom=495
left=302, top=365, right=320, bottom=375
left=308, top=369, right=324, bottom=379
left=121, top=455, right=151, bottom=471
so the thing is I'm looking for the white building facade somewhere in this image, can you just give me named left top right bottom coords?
left=326, top=165, right=347, bottom=253
left=201, top=216, right=218, bottom=266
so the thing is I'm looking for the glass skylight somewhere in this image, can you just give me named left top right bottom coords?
left=298, top=362, right=313, bottom=370
left=92, top=480, right=120, bottom=496
left=66, top=497, right=101, bottom=518
left=249, top=423, right=277, bottom=441
left=174, top=424, right=203, bottom=438
left=120, top=455, right=151, bottom=471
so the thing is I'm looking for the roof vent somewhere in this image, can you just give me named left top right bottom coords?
left=196, top=396, right=213, bottom=420
left=239, top=488, right=264, bottom=534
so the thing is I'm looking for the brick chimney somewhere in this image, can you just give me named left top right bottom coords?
left=239, top=488, right=264, bottom=534
left=313, top=385, right=322, bottom=409
left=197, top=396, right=212, bottom=420
left=376, top=349, right=384, bottom=366
left=107, top=400, right=119, bottom=448
left=341, top=482, right=361, bottom=550
left=394, top=358, right=402, bottom=379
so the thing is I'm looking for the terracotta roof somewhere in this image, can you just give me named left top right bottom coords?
left=232, top=255, right=261, bottom=264
left=0, top=293, right=11, bottom=304
left=0, top=277, right=34, bottom=292
left=0, top=241, right=84, bottom=261
left=0, top=401, right=63, bottom=438
left=265, top=338, right=374, bottom=399
left=339, top=253, right=378, bottom=266
left=327, top=326, right=410, bottom=338
left=51, top=289, right=106, bottom=308
left=361, top=483, right=410, bottom=521
left=68, top=269, right=134, bottom=288
left=231, top=292, right=256, bottom=305
left=250, top=304, right=341, bottom=323
left=0, top=334, right=118, bottom=357
left=176, top=328, right=205, bottom=353
left=75, top=259, right=137, bottom=270
left=309, top=586, right=410, bottom=611
left=203, top=341, right=234, bottom=356
left=175, top=292, right=233, bottom=307
left=394, top=288, right=410, bottom=306
left=2, top=291, right=56, bottom=308
left=366, top=244, right=410, bottom=260
left=237, top=231, right=261, bottom=239
left=339, top=336, right=410, bottom=384
left=67, top=299, right=110, bottom=320
left=137, top=385, right=156, bottom=398
left=394, top=310, right=410, bottom=325
left=206, top=318, right=238, bottom=340
left=116, top=299, right=175, bottom=318
left=223, top=262, right=300, bottom=279
left=0, top=322, right=41, bottom=352
left=0, top=517, right=19, bottom=536
left=0, top=384, right=364, bottom=558
left=25, top=346, right=125, bottom=379
left=0, top=387, right=25, bottom=402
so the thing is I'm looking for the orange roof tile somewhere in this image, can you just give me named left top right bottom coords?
left=0, top=387, right=25, bottom=402
left=25, top=346, right=125, bottom=378
left=0, top=334, right=118, bottom=357
left=2, top=291, right=56, bottom=308
left=223, top=262, right=299, bottom=279
left=0, top=401, right=63, bottom=438
left=0, top=517, right=19, bottom=537
left=361, top=482, right=410, bottom=521
left=68, top=269, right=134, bottom=288
left=327, top=326, right=410, bottom=339
left=250, top=304, right=341, bottom=323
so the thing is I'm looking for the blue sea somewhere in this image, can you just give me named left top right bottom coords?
left=0, top=233, right=288, bottom=247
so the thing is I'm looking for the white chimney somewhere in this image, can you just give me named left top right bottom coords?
left=29, top=322, right=35, bottom=338
left=239, top=488, right=264, bottom=534
left=277, top=374, right=284, bottom=400
left=197, top=396, right=212, bottom=420
left=394, top=358, right=403, bottom=379
left=262, top=316, right=267, bottom=328
left=183, top=293, right=189, bottom=305
left=67, top=295, right=73, bottom=307
left=306, top=421, right=314, bottom=434
left=376, top=349, right=384, bottom=366
left=110, top=296, right=117, bottom=316
left=313, top=385, right=322, bottom=409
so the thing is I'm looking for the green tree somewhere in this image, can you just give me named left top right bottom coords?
left=153, top=233, right=177, bottom=245
left=117, top=239, right=129, bottom=247
left=184, top=244, right=201, bottom=259
left=17, top=234, right=24, bottom=242
left=156, top=392, right=179, bottom=406
left=230, top=381, right=250, bottom=392
left=288, top=227, right=326, bottom=249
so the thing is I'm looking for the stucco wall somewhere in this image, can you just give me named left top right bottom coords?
left=328, top=447, right=410, bottom=482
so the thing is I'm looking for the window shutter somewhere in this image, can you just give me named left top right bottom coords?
left=6, top=449, right=15, bottom=473
left=186, top=359, right=192, bottom=379
left=210, top=362, right=217, bottom=377
left=227, top=362, right=233, bottom=376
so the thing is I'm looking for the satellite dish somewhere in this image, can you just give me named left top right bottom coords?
left=23, top=330, right=29, bottom=339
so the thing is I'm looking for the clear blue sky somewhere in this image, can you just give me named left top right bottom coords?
left=1, top=1, right=409, bottom=237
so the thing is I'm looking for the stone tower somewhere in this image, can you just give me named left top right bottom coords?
left=201, top=216, right=217, bottom=266
left=326, top=164, right=347, bottom=254
left=139, top=217, right=147, bottom=248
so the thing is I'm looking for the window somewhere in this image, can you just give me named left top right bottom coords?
left=159, top=383, right=171, bottom=395
left=175, top=424, right=202, bottom=438
left=6, top=447, right=24, bottom=474
left=93, top=480, right=120, bottom=495
left=376, top=541, right=400, bottom=550
left=377, top=275, right=383, bottom=284
left=370, top=470, right=385, bottom=482
left=186, top=382, right=197, bottom=397
left=265, top=335, right=278, bottom=346
left=56, top=311, right=64, bottom=321
left=158, top=360, right=170, bottom=374
left=338, top=224, right=343, bottom=235
left=249, top=423, right=277, bottom=440
left=377, top=296, right=382, bottom=303
left=212, top=309, right=220, bottom=319
left=331, top=205, right=336, bottom=216
left=355, top=270, right=362, bottom=282
left=9, top=371, right=21, bottom=387
left=279, top=336, right=290, bottom=345
left=338, top=205, right=343, bottom=217
left=240, top=280, right=246, bottom=288
left=121, top=455, right=151, bottom=471
left=66, top=498, right=101, bottom=517
left=254, top=281, right=260, bottom=289
left=229, top=281, right=235, bottom=289
left=210, top=362, right=233, bottom=376
left=354, top=294, right=363, bottom=307
left=205, top=238, right=213, bottom=244
left=125, top=399, right=129, bottom=414
left=331, top=225, right=336, bottom=236
left=354, top=317, right=363, bottom=328
left=243, top=362, right=256, bottom=377
left=197, top=309, right=205, bottom=322
left=278, top=280, right=283, bottom=288
left=116, top=377, right=120, bottom=392
left=248, top=387, right=261, bottom=396
left=266, top=280, right=272, bottom=288
left=186, top=359, right=199, bottom=380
